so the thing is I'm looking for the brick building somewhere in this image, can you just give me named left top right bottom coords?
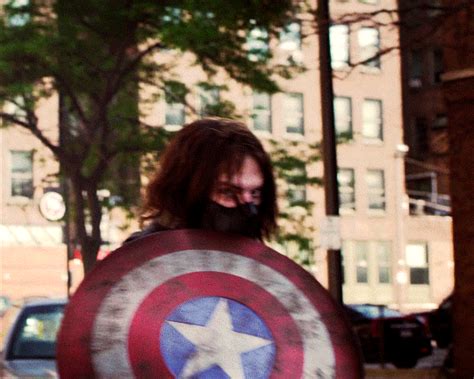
left=1, top=0, right=453, bottom=311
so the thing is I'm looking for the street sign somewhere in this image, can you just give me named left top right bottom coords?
left=320, top=216, right=342, bottom=250
left=57, top=229, right=362, bottom=378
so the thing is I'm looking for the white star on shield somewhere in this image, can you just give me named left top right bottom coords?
left=166, top=298, right=273, bottom=378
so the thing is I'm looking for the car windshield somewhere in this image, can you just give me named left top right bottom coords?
left=350, top=304, right=402, bottom=319
left=8, top=304, right=64, bottom=360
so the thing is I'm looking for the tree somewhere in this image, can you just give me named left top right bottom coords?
left=320, top=0, right=473, bottom=375
left=0, top=0, right=304, bottom=273
left=442, top=1, right=474, bottom=377
left=269, top=139, right=322, bottom=271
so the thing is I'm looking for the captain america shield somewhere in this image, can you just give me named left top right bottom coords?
left=57, top=229, right=362, bottom=378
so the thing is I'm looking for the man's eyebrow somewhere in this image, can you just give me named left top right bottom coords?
left=216, top=182, right=239, bottom=189
left=216, top=182, right=262, bottom=190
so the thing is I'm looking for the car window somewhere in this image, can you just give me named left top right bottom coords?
left=8, top=305, right=64, bottom=360
left=350, top=304, right=402, bottom=319
left=0, top=296, right=11, bottom=315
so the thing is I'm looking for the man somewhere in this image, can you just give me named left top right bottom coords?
left=127, top=117, right=278, bottom=242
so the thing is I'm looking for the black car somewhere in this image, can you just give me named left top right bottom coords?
left=428, top=294, right=452, bottom=348
left=344, top=304, right=432, bottom=368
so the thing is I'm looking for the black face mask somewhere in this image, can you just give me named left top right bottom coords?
left=200, top=201, right=262, bottom=239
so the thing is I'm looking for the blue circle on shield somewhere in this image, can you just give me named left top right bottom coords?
left=160, top=296, right=275, bottom=378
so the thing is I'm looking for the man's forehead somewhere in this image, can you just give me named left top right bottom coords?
left=216, top=174, right=263, bottom=189
left=215, top=156, right=263, bottom=186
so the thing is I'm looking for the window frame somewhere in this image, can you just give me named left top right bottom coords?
left=278, top=21, right=303, bottom=65
left=338, top=168, right=356, bottom=213
left=163, top=82, right=187, bottom=127
left=432, top=48, right=443, bottom=84
left=406, top=242, right=430, bottom=285
left=198, top=85, right=220, bottom=117
left=246, top=26, right=270, bottom=63
left=358, top=27, right=381, bottom=69
left=286, top=164, right=307, bottom=206
left=251, top=92, right=272, bottom=133
left=282, top=92, right=304, bottom=135
left=366, top=169, right=386, bottom=212
left=354, top=241, right=369, bottom=284
left=362, top=98, right=383, bottom=142
left=9, top=150, right=34, bottom=200
left=329, top=24, right=350, bottom=70
left=375, top=241, right=391, bottom=284
left=334, top=96, right=353, bottom=140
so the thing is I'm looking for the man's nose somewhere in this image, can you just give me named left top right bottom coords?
left=238, top=190, right=255, bottom=204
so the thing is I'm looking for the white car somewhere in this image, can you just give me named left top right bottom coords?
left=1, top=299, right=66, bottom=378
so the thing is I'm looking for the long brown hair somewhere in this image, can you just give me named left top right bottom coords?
left=141, top=118, right=278, bottom=239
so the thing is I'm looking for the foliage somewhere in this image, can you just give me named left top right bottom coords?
left=268, top=139, right=322, bottom=271
left=0, top=0, right=304, bottom=273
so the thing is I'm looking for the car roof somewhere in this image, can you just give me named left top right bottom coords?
left=346, top=303, right=402, bottom=318
left=20, top=298, right=68, bottom=308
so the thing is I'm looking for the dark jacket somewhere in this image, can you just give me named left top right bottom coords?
left=123, top=221, right=170, bottom=245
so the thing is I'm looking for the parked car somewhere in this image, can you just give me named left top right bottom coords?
left=1, top=298, right=66, bottom=378
left=344, top=303, right=433, bottom=368
left=427, top=294, right=452, bottom=348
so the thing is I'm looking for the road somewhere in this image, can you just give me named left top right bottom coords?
left=365, top=347, right=449, bottom=369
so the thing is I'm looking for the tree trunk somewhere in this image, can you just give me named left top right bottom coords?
left=443, top=2, right=474, bottom=376
left=69, top=175, right=102, bottom=274
left=445, top=76, right=474, bottom=378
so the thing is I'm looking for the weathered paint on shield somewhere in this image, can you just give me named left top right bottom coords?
left=57, top=229, right=363, bottom=378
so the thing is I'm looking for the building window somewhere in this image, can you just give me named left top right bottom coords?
left=406, top=243, right=429, bottom=284
left=10, top=150, right=33, bottom=198
left=6, top=0, right=30, bottom=27
left=338, top=168, right=355, bottom=212
left=362, top=99, right=383, bottom=141
left=358, top=27, right=380, bottom=68
left=164, top=82, right=186, bottom=126
left=376, top=242, right=391, bottom=283
left=4, top=95, right=27, bottom=124
left=355, top=242, right=369, bottom=283
left=412, top=117, right=429, bottom=157
left=247, top=27, right=269, bottom=62
left=409, top=49, right=423, bottom=88
left=279, top=22, right=303, bottom=64
left=428, top=0, right=442, bottom=17
left=329, top=24, right=350, bottom=69
left=198, top=85, right=220, bottom=117
left=287, top=165, right=306, bottom=206
left=367, top=169, right=385, bottom=211
left=334, top=96, right=352, bottom=139
left=432, top=113, right=448, bottom=129
left=251, top=92, right=272, bottom=132
left=433, top=48, right=443, bottom=84
left=341, top=242, right=347, bottom=284
left=283, top=93, right=304, bottom=135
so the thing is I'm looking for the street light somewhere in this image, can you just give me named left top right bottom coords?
left=394, top=143, right=409, bottom=312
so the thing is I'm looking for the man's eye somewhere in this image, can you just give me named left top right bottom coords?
left=250, top=189, right=262, bottom=198
left=218, top=188, right=236, bottom=198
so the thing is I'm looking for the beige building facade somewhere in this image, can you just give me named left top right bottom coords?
left=1, top=0, right=453, bottom=311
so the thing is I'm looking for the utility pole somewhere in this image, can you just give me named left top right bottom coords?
left=317, top=0, right=343, bottom=303
left=59, top=93, right=72, bottom=299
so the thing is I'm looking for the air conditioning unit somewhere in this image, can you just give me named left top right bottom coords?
left=408, top=78, right=422, bottom=88
left=433, top=115, right=448, bottom=128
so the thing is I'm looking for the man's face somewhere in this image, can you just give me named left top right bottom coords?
left=210, top=156, right=264, bottom=208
